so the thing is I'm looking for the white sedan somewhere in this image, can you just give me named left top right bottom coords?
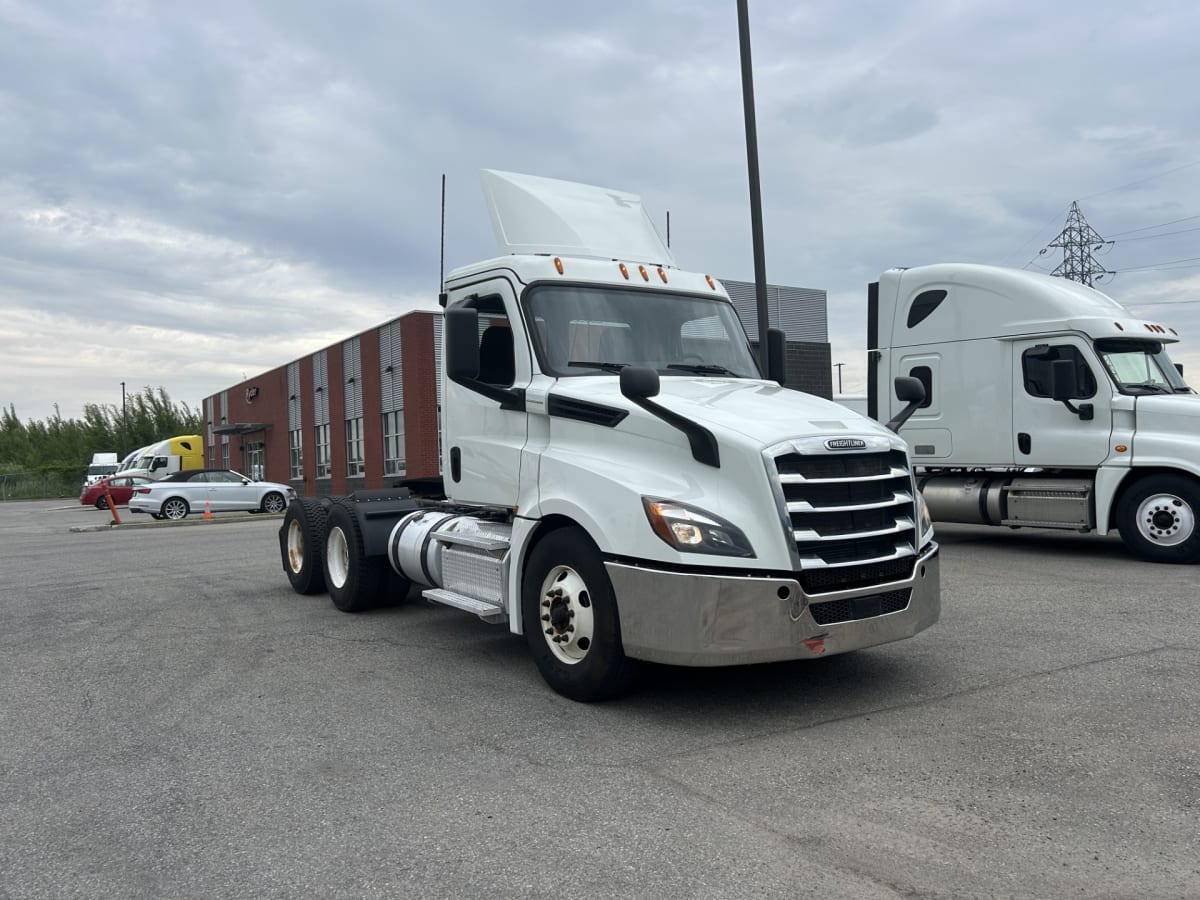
left=128, top=469, right=296, bottom=520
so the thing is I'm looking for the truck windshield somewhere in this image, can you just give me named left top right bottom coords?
left=1094, top=338, right=1191, bottom=394
left=523, top=284, right=762, bottom=379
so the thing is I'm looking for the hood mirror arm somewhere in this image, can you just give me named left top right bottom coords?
left=620, top=367, right=720, bottom=468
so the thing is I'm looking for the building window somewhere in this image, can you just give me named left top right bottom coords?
left=346, top=417, right=364, bottom=476
left=222, top=443, right=230, bottom=471
left=289, top=428, right=303, bottom=480
left=315, top=423, right=331, bottom=477
left=383, top=410, right=405, bottom=476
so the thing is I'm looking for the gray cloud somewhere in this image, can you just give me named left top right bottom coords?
left=1, top=0, right=1199, bottom=420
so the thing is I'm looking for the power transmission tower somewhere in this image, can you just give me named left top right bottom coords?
left=1040, top=201, right=1113, bottom=286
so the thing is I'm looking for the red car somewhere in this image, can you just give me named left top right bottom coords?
left=80, top=475, right=155, bottom=509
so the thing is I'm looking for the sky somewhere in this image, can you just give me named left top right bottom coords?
left=2, top=0, right=1199, bottom=422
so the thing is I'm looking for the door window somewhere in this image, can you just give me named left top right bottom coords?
left=1021, top=345, right=1096, bottom=399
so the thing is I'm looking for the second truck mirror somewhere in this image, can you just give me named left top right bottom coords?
left=445, top=307, right=480, bottom=383
left=885, top=375, right=926, bottom=433
left=620, top=366, right=661, bottom=400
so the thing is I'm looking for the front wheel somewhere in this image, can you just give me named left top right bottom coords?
left=1116, top=474, right=1200, bottom=563
left=261, top=491, right=286, bottom=514
left=521, top=527, right=639, bottom=701
left=95, top=497, right=110, bottom=510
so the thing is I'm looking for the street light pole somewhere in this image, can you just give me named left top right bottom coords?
left=120, top=381, right=127, bottom=455
left=736, top=0, right=771, bottom=370
left=833, top=363, right=844, bottom=394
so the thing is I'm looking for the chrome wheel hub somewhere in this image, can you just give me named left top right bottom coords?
left=538, top=565, right=595, bottom=665
left=1136, top=493, right=1194, bottom=546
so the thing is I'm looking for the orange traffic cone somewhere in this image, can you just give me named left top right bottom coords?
left=203, top=500, right=213, bottom=520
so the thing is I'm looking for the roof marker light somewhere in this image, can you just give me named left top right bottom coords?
left=657, top=267, right=668, bottom=283
left=1114, top=322, right=1124, bottom=331
left=638, top=265, right=649, bottom=282
left=705, top=275, right=716, bottom=290
left=1145, top=324, right=1154, bottom=332
left=1171, top=327, right=1178, bottom=335
left=554, top=257, right=564, bottom=275
left=619, top=263, right=629, bottom=280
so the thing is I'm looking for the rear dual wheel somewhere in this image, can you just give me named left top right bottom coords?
left=280, top=498, right=329, bottom=595
left=324, top=501, right=410, bottom=612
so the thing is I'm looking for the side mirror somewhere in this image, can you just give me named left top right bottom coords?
left=620, top=366, right=660, bottom=401
left=885, top=375, right=926, bottom=433
left=445, top=307, right=480, bottom=382
left=1049, top=359, right=1094, bottom=420
left=1049, top=359, right=1080, bottom=401
left=767, top=328, right=786, bottom=385
left=894, top=375, right=926, bottom=405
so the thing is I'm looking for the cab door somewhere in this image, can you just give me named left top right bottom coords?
left=442, top=277, right=531, bottom=508
left=1011, top=338, right=1114, bottom=466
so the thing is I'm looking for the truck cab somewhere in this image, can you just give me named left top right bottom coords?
left=870, top=263, right=1199, bottom=562
left=281, top=171, right=940, bottom=701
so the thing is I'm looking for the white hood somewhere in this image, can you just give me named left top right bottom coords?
left=553, top=376, right=895, bottom=447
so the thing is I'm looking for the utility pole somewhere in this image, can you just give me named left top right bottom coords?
left=1041, top=201, right=1113, bottom=286
left=736, top=0, right=771, bottom=368
left=833, top=363, right=844, bottom=394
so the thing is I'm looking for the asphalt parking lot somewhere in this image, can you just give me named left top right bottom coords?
left=1, top=498, right=1197, bottom=899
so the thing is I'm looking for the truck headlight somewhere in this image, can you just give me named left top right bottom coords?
left=916, top=492, right=934, bottom=548
left=642, top=497, right=755, bottom=557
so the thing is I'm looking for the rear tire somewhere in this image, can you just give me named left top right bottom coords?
left=521, top=527, right=640, bottom=701
left=1116, top=474, right=1200, bottom=563
left=280, top=498, right=328, bottom=594
left=323, top=501, right=397, bottom=612
left=95, top=498, right=109, bottom=510
left=161, top=497, right=189, bottom=520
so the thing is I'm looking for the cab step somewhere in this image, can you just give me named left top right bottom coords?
left=423, top=588, right=507, bottom=624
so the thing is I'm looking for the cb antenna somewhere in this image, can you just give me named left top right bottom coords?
left=666, top=210, right=671, bottom=249
left=438, top=173, right=448, bottom=306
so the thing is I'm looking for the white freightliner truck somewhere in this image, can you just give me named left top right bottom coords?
left=869, top=263, right=1200, bottom=563
left=279, top=171, right=940, bottom=700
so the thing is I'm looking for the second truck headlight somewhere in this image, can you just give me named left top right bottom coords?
left=642, top=497, right=755, bottom=557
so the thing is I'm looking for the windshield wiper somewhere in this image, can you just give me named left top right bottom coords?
left=665, top=363, right=740, bottom=376
left=567, top=360, right=628, bottom=373
left=1125, top=382, right=1172, bottom=395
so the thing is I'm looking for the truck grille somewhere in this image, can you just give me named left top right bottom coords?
left=768, top=446, right=918, bottom=595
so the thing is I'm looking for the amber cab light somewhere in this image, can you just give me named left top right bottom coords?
left=705, top=274, right=716, bottom=290
left=553, top=257, right=564, bottom=275
left=618, top=262, right=629, bottom=280
left=657, top=267, right=668, bottom=283
left=638, top=265, right=649, bottom=281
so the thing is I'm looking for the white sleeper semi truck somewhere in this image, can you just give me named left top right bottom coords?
left=279, top=170, right=940, bottom=700
left=869, top=263, right=1199, bottom=563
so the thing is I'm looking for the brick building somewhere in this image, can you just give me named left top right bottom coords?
left=204, top=280, right=831, bottom=495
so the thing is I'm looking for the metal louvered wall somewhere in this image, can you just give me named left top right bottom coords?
left=287, top=362, right=301, bottom=430
left=312, top=350, right=329, bottom=426
left=720, top=278, right=828, bottom=342
left=380, top=322, right=403, bottom=413
left=343, top=336, right=362, bottom=418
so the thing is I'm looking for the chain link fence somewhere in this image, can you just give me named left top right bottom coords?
left=0, top=470, right=84, bottom=501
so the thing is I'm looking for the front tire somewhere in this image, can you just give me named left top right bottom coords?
left=521, top=527, right=639, bottom=701
left=161, top=497, right=189, bottom=520
left=280, top=498, right=328, bottom=594
left=1116, top=474, right=1200, bottom=563
left=261, top=491, right=286, bottom=514
left=323, top=501, right=395, bottom=612
left=95, top=498, right=109, bottom=510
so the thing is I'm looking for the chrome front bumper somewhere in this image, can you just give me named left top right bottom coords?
left=605, top=544, right=940, bottom=666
